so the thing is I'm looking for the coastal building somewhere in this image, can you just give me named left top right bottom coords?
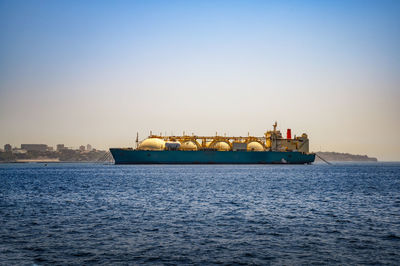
left=13, top=149, right=27, bottom=154
left=21, top=144, right=48, bottom=152
left=56, top=144, right=66, bottom=152
left=86, top=144, right=92, bottom=151
left=79, top=145, right=85, bottom=151
left=4, top=144, right=12, bottom=152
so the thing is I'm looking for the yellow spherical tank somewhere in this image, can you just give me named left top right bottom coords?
left=138, top=138, right=165, bottom=151
left=180, top=141, right=198, bottom=151
left=213, top=141, right=230, bottom=151
left=247, top=142, right=264, bottom=151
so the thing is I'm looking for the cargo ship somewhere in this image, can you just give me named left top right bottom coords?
left=110, top=122, right=315, bottom=164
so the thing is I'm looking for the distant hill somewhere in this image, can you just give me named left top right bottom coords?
left=315, top=152, right=377, bottom=162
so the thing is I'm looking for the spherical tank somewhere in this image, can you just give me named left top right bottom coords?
left=213, top=141, right=230, bottom=151
left=180, top=141, right=198, bottom=151
left=247, top=142, right=264, bottom=151
left=138, top=138, right=165, bottom=151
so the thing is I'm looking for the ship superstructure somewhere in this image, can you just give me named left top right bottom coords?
left=136, top=122, right=310, bottom=153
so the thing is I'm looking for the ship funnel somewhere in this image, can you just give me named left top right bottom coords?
left=287, top=129, right=292, bottom=139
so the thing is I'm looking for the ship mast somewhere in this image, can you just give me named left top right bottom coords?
left=273, top=121, right=278, bottom=151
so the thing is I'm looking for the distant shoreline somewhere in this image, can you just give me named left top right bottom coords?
left=315, top=152, right=377, bottom=162
left=0, top=161, right=110, bottom=164
left=0, top=150, right=378, bottom=163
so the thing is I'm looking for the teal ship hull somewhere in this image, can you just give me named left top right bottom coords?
left=109, top=149, right=315, bottom=164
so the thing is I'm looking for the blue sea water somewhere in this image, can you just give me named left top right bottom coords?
left=0, top=163, right=399, bottom=265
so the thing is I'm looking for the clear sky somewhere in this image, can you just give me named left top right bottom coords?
left=1, top=0, right=399, bottom=160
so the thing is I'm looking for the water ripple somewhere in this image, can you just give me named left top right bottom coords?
left=0, top=162, right=399, bottom=265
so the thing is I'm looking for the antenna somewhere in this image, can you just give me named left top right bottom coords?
left=136, top=132, right=139, bottom=149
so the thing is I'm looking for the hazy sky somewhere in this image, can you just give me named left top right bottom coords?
left=1, top=0, right=399, bottom=160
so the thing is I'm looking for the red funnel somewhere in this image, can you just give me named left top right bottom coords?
left=287, top=129, right=291, bottom=139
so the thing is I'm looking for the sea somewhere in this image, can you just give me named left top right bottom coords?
left=0, top=162, right=399, bottom=265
